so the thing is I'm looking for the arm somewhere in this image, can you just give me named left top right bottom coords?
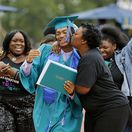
left=75, top=85, right=91, bottom=95
left=21, top=60, right=32, bottom=76
left=64, top=80, right=82, bottom=106
left=64, top=80, right=74, bottom=96
left=0, top=61, right=18, bottom=79
left=20, top=49, right=40, bottom=76
left=64, top=80, right=83, bottom=118
left=19, top=44, right=52, bottom=94
left=121, top=38, right=132, bottom=57
left=75, top=56, right=98, bottom=95
left=64, top=80, right=91, bottom=95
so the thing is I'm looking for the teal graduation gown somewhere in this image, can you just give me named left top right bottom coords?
left=19, top=44, right=83, bottom=132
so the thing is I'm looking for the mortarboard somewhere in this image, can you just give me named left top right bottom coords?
left=46, top=16, right=78, bottom=43
left=47, top=16, right=78, bottom=30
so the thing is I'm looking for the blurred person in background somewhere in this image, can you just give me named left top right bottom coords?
left=40, top=27, right=56, bottom=45
left=0, top=30, right=35, bottom=132
left=99, top=24, right=132, bottom=132
left=40, top=34, right=56, bottom=45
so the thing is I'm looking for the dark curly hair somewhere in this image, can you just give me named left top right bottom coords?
left=80, top=23, right=101, bottom=49
left=2, top=30, right=32, bottom=55
left=99, top=24, right=129, bottom=50
left=43, top=27, right=56, bottom=36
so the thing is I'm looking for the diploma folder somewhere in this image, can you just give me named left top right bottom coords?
left=36, top=59, right=77, bottom=95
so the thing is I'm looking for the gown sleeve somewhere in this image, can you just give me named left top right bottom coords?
left=19, top=44, right=52, bottom=94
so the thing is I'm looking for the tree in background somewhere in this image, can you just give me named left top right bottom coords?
left=0, top=0, right=114, bottom=47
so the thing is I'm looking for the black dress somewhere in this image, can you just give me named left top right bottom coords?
left=0, top=56, right=35, bottom=132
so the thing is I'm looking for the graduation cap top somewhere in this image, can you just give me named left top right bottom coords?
left=47, top=16, right=78, bottom=30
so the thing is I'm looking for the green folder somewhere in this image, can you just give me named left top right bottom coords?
left=36, top=59, right=77, bottom=95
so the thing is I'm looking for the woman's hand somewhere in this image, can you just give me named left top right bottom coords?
left=64, top=80, right=75, bottom=95
left=0, top=61, right=18, bottom=78
left=26, top=49, right=40, bottom=63
left=0, top=62, right=11, bottom=76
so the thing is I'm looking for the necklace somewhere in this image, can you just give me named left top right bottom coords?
left=11, top=57, right=17, bottom=62
left=8, top=53, right=25, bottom=63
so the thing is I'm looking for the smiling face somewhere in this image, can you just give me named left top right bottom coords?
left=72, top=27, right=84, bottom=50
left=55, top=27, right=69, bottom=48
left=9, top=32, right=25, bottom=56
left=99, top=40, right=117, bottom=60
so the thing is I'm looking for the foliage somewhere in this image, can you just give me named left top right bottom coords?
left=1, top=0, right=115, bottom=47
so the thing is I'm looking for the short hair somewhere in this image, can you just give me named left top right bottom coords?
left=2, top=30, right=31, bottom=54
left=80, top=23, right=101, bottom=49
left=43, top=34, right=55, bottom=43
left=43, top=27, right=55, bottom=36
left=100, top=24, right=129, bottom=50
left=40, top=34, right=56, bottom=45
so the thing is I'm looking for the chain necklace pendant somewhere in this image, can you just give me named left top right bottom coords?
left=11, top=57, right=16, bottom=62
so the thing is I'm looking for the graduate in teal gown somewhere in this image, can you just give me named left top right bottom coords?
left=19, top=16, right=83, bottom=132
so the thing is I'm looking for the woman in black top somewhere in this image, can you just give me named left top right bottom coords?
left=69, top=23, right=130, bottom=132
left=0, top=30, right=34, bottom=132
left=99, top=24, right=132, bottom=132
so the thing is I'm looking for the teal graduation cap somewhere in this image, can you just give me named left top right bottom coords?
left=47, top=16, right=78, bottom=29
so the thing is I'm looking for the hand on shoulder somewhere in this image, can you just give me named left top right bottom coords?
left=26, top=49, right=40, bottom=63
